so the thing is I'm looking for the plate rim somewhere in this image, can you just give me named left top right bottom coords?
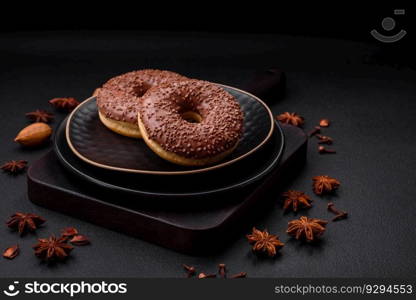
left=55, top=119, right=285, bottom=197
left=65, top=84, right=276, bottom=175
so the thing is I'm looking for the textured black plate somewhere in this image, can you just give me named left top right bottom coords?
left=66, top=85, right=274, bottom=175
left=54, top=117, right=284, bottom=198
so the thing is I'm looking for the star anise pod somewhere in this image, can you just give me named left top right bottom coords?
left=1, top=160, right=27, bottom=174
left=33, top=235, right=73, bottom=261
left=276, top=112, right=304, bottom=127
left=246, top=227, right=284, bottom=257
left=6, top=212, right=46, bottom=235
left=25, top=110, right=54, bottom=123
left=49, top=97, right=80, bottom=111
left=282, top=190, right=312, bottom=212
left=61, top=227, right=78, bottom=239
left=312, top=175, right=340, bottom=195
left=287, top=216, right=328, bottom=241
left=69, top=235, right=90, bottom=246
left=3, top=245, right=19, bottom=259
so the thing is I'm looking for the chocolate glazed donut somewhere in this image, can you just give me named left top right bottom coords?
left=138, top=80, right=244, bottom=166
left=96, top=69, right=188, bottom=138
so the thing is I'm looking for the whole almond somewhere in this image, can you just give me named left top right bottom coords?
left=14, top=122, right=52, bottom=147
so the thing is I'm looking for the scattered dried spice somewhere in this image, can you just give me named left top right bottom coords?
left=282, top=190, right=313, bottom=212
left=69, top=235, right=90, bottom=246
left=49, top=97, right=80, bottom=111
left=327, top=202, right=348, bottom=221
left=6, top=212, right=46, bottom=235
left=287, top=216, right=328, bottom=241
left=316, top=134, right=333, bottom=145
left=318, top=145, right=336, bottom=154
left=184, top=264, right=246, bottom=279
left=3, top=245, right=19, bottom=259
left=319, top=119, right=330, bottom=127
left=14, top=123, right=52, bottom=147
left=25, top=110, right=54, bottom=123
left=198, top=273, right=216, bottom=279
left=183, top=264, right=196, bottom=278
left=230, top=272, right=247, bottom=279
left=1, top=160, right=27, bottom=174
left=61, top=227, right=78, bottom=239
left=276, top=112, right=304, bottom=127
left=246, top=227, right=284, bottom=257
left=312, top=175, right=340, bottom=195
left=308, top=126, right=321, bottom=137
left=218, top=263, right=226, bottom=278
left=33, top=235, right=73, bottom=261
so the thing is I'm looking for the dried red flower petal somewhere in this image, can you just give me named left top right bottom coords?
left=6, top=212, right=46, bottom=235
left=25, top=110, right=54, bottom=123
left=3, top=245, right=19, bottom=259
left=49, top=97, right=80, bottom=111
left=33, top=235, right=73, bottom=261
left=276, top=112, right=304, bottom=127
left=1, top=160, right=27, bottom=174
left=69, top=235, right=90, bottom=246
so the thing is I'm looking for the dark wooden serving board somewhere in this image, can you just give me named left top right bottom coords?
left=27, top=124, right=307, bottom=255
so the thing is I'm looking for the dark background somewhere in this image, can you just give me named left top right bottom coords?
left=0, top=6, right=415, bottom=278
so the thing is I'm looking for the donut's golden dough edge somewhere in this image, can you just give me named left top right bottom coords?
left=138, top=112, right=238, bottom=166
left=98, top=111, right=142, bottom=139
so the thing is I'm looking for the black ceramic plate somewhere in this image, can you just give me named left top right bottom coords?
left=66, top=85, right=274, bottom=175
left=54, top=117, right=284, bottom=198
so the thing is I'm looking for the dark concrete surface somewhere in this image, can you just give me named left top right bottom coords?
left=0, top=31, right=415, bottom=278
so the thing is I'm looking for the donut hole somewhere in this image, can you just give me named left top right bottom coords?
left=181, top=111, right=202, bottom=123
left=133, top=83, right=152, bottom=97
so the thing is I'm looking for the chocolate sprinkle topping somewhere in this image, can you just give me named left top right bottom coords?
left=96, top=70, right=188, bottom=124
left=139, top=80, right=244, bottom=159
